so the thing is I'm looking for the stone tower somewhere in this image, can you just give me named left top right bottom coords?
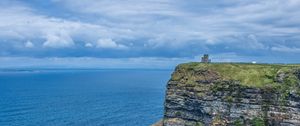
left=201, top=54, right=211, bottom=63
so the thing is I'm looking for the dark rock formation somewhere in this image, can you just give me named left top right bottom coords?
left=163, top=63, right=300, bottom=126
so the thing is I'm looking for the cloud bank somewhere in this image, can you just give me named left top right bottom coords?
left=0, top=0, right=300, bottom=67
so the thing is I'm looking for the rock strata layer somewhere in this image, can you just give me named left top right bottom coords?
left=163, top=63, right=300, bottom=126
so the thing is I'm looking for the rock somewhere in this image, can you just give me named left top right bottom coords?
left=294, top=69, right=300, bottom=80
left=152, top=120, right=163, bottom=126
left=163, top=63, right=300, bottom=126
left=276, top=72, right=287, bottom=83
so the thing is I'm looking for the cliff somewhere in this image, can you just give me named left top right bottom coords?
left=163, top=63, right=300, bottom=126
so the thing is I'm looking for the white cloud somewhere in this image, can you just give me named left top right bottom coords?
left=24, top=40, right=34, bottom=48
left=246, top=34, right=266, bottom=49
left=0, top=3, right=126, bottom=48
left=85, top=43, right=93, bottom=47
left=271, top=45, right=300, bottom=53
left=1, top=0, right=300, bottom=59
left=51, top=0, right=300, bottom=47
left=43, top=31, right=74, bottom=48
left=96, top=38, right=128, bottom=50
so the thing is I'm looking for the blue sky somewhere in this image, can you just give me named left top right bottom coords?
left=0, top=0, right=300, bottom=68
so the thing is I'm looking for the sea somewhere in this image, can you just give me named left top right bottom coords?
left=0, top=69, right=173, bottom=126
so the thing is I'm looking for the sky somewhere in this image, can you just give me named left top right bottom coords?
left=0, top=0, right=300, bottom=68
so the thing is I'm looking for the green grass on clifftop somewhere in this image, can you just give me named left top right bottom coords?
left=177, top=62, right=300, bottom=88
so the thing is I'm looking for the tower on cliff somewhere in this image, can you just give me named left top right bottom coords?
left=201, top=54, right=211, bottom=63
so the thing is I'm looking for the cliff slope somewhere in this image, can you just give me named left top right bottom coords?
left=164, top=63, right=300, bottom=126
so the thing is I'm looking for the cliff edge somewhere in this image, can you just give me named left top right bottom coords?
left=163, top=63, right=300, bottom=126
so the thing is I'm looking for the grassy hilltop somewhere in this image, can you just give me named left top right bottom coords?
left=173, top=62, right=300, bottom=94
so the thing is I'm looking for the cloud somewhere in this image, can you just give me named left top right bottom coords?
left=24, top=41, right=34, bottom=48
left=0, top=0, right=300, bottom=64
left=53, top=0, right=180, bottom=17
left=43, top=31, right=74, bottom=48
left=85, top=43, right=93, bottom=47
left=0, top=2, right=126, bottom=48
left=96, top=38, right=128, bottom=50
left=51, top=0, right=300, bottom=46
left=271, top=45, right=300, bottom=53
left=246, top=34, right=267, bottom=49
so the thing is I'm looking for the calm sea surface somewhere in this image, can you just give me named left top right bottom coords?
left=0, top=69, right=172, bottom=126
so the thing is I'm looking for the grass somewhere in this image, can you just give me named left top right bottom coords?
left=251, top=117, right=266, bottom=126
left=177, top=62, right=300, bottom=88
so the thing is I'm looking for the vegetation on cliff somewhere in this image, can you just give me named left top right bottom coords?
left=172, top=62, right=300, bottom=95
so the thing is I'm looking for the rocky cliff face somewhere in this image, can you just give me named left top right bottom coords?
left=163, top=63, right=300, bottom=126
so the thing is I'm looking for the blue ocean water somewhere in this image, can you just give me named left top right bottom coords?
left=0, top=69, right=172, bottom=126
